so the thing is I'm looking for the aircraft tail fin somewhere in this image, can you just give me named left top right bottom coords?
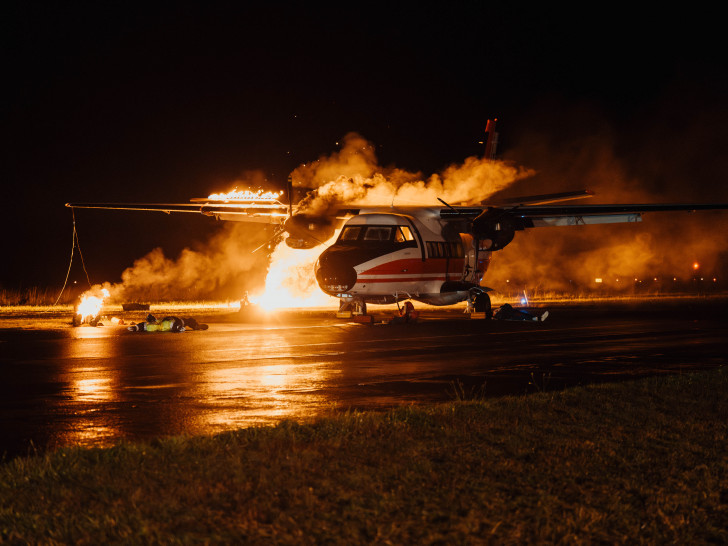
left=484, top=119, right=499, bottom=160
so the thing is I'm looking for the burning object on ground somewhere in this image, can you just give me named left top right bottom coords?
left=238, top=292, right=265, bottom=318
left=72, top=288, right=110, bottom=327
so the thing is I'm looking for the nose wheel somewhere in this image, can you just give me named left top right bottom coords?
left=337, top=298, right=367, bottom=316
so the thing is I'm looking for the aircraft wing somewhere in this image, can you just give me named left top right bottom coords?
left=513, top=203, right=728, bottom=227
left=441, top=202, right=728, bottom=228
left=437, top=201, right=728, bottom=251
left=65, top=201, right=290, bottom=224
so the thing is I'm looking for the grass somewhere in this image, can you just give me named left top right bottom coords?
left=0, top=286, right=78, bottom=306
left=1, top=368, right=727, bottom=543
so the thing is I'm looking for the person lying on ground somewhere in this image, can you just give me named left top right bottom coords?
left=127, top=314, right=208, bottom=332
left=494, top=303, right=549, bottom=322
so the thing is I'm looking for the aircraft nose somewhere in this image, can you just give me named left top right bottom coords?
left=315, top=247, right=358, bottom=295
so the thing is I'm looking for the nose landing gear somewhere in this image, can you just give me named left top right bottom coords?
left=336, top=298, right=368, bottom=318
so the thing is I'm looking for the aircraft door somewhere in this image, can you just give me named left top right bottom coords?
left=460, top=233, right=491, bottom=285
left=460, top=233, right=477, bottom=283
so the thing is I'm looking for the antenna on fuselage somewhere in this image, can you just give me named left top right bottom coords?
left=437, top=197, right=462, bottom=215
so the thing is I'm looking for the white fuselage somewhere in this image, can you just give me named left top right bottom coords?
left=314, top=208, right=491, bottom=306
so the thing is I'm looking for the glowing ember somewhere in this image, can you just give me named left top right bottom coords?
left=207, top=188, right=283, bottom=202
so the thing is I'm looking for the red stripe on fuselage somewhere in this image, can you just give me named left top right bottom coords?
left=357, top=276, right=450, bottom=283
left=359, top=258, right=464, bottom=277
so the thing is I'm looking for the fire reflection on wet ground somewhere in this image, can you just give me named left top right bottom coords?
left=1, top=298, right=726, bottom=458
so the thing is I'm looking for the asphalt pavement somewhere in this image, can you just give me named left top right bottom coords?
left=1, top=298, right=726, bottom=458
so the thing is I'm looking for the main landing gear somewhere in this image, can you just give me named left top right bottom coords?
left=468, top=290, right=493, bottom=320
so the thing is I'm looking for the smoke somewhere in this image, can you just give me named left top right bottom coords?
left=291, top=131, right=534, bottom=215
left=89, top=221, right=273, bottom=303
left=486, top=104, right=728, bottom=292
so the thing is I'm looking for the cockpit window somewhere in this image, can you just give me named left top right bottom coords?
left=339, top=224, right=418, bottom=244
left=340, top=226, right=362, bottom=241
left=395, top=226, right=415, bottom=243
left=363, top=226, right=393, bottom=241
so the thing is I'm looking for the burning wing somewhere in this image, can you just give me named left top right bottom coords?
left=65, top=197, right=350, bottom=249
left=65, top=201, right=290, bottom=224
left=67, top=190, right=728, bottom=253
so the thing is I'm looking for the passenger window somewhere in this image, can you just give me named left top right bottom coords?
left=426, top=241, right=441, bottom=258
left=363, top=227, right=393, bottom=241
left=340, top=226, right=362, bottom=241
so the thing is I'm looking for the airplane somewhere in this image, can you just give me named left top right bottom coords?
left=66, top=120, right=728, bottom=319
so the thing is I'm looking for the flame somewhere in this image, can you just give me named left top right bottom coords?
left=207, top=188, right=282, bottom=202
left=249, top=233, right=340, bottom=311
left=76, top=288, right=110, bottom=322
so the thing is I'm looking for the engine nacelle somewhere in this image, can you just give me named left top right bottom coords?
left=284, top=214, right=336, bottom=249
left=471, top=208, right=517, bottom=251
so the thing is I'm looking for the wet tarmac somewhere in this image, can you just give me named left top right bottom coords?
left=1, top=298, right=727, bottom=458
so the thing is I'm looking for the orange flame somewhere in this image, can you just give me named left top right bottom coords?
left=207, top=188, right=282, bottom=202
left=76, top=288, right=110, bottom=322
left=249, top=233, right=339, bottom=311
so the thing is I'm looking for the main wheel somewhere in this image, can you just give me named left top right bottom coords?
left=473, top=293, right=492, bottom=319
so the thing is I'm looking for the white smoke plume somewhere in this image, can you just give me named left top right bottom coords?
left=292, top=132, right=534, bottom=214
left=88, top=221, right=273, bottom=303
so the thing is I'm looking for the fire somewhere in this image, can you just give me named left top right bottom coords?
left=76, top=288, right=110, bottom=322
left=207, top=188, right=282, bottom=202
left=249, top=233, right=339, bottom=311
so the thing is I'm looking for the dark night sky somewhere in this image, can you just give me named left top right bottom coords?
left=3, top=3, right=727, bottom=289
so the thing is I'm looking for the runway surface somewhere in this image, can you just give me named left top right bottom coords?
left=1, top=298, right=726, bottom=458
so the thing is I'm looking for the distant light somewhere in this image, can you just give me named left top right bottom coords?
left=595, top=278, right=603, bottom=283
left=506, top=279, right=510, bottom=283
left=520, top=298, right=527, bottom=305
left=693, top=262, right=700, bottom=270
left=714, top=278, right=718, bottom=282
left=653, top=277, right=658, bottom=281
